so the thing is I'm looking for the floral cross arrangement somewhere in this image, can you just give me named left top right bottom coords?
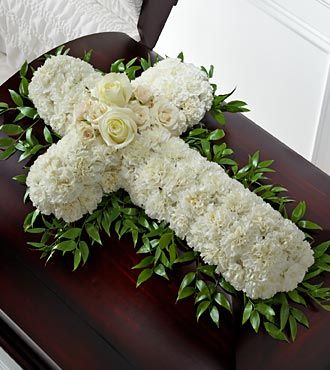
left=0, top=47, right=329, bottom=342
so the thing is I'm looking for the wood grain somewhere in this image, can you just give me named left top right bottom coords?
left=0, top=33, right=329, bottom=370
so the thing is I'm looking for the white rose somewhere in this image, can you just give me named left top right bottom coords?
left=96, top=107, right=137, bottom=149
left=151, top=99, right=185, bottom=135
left=92, top=73, right=133, bottom=107
left=74, top=99, right=108, bottom=124
left=78, top=124, right=95, bottom=141
left=129, top=101, right=151, bottom=130
left=133, top=85, right=153, bottom=105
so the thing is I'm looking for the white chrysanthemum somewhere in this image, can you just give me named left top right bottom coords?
left=29, top=55, right=100, bottom=135
left=133, top=58, right=213, bottom=135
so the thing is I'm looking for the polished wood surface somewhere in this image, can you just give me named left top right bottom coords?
left=138, top=0, right=178, bottom=49
left=0, top=33, right=329, bottom=370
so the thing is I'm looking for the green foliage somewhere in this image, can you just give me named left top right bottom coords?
left=210, top=87, right=249, bottom=125
left=110, top=57, right=142, bottom=80
left=0, top=60, right=57, bottom=166
left=83, top=49, right=93, bottom=63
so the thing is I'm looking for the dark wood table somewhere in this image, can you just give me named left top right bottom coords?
left=0, top=32, right=329, bottom=370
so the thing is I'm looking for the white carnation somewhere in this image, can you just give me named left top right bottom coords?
left=26, top=127, right=121, bottom=223
left=120, top=133, right=314, bottom=299
left=133, top=58, right=213, bottom=134
left=27, top=55, right=314, bottom=299
left=29, top=55, right=100, bottom=136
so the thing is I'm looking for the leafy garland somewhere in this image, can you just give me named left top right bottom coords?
left=0, top=46, right=329, bottom=342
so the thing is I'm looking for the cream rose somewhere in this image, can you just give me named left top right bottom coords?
left=133, top=85, right=153, bottom=105
left=96, top=107, right=137, bottom=149
left=151, top=99, right=185, bottom=135
left=79, top=124, right=95, bottom=141
left=92, top=73, right=133, bottom=107
left=74, top=98, right=108, bottom=124
left=129, top=101, right=151, bottom=130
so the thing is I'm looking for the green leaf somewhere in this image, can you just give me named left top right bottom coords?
left=136, top=268, right=153, bottom=287
left=250, top=310, right=260, bottom=333
left=280, top=303, right=290, bottom=330
left=126, top=57, right=137, bottom=68
left=20, top=61, right=28, bottom=77
left=60, top=228, right=81, bottom=239
left=195, top=291, right=209, bottom=304
left=25, top=127, right=34, bottom=146
left=154, top=264, right=169, bottom=279
left=13, top=112, right=24, bottom=122
left=289, top=315, right=297, bottom=341
left=0, top=145, right=15, bottom=160
left=177, top=286, right=195, bottom=301
left=131, top=229, right=139, bottom=247
left=208, top=65, right=214, bottom=78
left=208, top=129, right=225, bottom=141
left=288, top=290, right=306, bottom=306
left=198, top=265, right=216, bottom=278
left=12, top=174, right=26, bottom=184
left=86, top=223, right=102, bottom=245
left=30, top=144, right=44, bottom=155
left=18, top=107, right=37, bottom=119
left=169, top=243, right=177, bottom=265
left=217, top=158, right=237, bottom=166
left=83, top=49, right=93, bottom=63
left=79, top=241, right=89, bottom=264
left=211, top=110, right=225, bottom=125
left=132, top=255, right=154, bottom=269
left=43, top=126, right=53, bottom=143
left=0, top=124, right=23, bottom=135
left=314, top=241, right=330, bottom=258
left=196, top=301, right=210, bottom=322
left=196, top=279, right=208, bottom=293
left=19, top=77, right=29, bottom=97
left=9, top=90, right=23, bottom=107
left=255, top=303, right=275, bottom=317
left=27, top=242, right=45, bottom=248
left=179, top=272, right=196, bottom=291
left=188, top=128, right=207, bottom=137
left=242, top=301, right=253, bottom=325
left=73, top=249, right=82, bottom=271
left=174, top=251, right=196, bottom=264
left=159, top=232, right=172, bottom=249
left=18, top=149, right=32, bottom=162
left=264, top=322, right=288, bottom=341
left=26, top=228, right=45, bottom=234
left=55, top=240, right=76, bottom=252
left=219, top=278, right=236, bottom=294
left=209, top=305, right=220, bottom=327
left=291, top=201, right=306, bottom=223
left=251, top=151, right=259, bottom=168
left=110, top=58, right=125, bottom=72
left=214, top=292, right=232, bottom=313
left=0, top=102, right=8, bottom=109
left=298, top=220, right=322, bottom=230
left=140, top=58, right=150, bottom=71
left=258, top=160, right=274, bottom=168
left=317, top=262, right=330, bottom=272
left=177, top=52, right=184, bottom=62
left=0, top=137, right=15, bottom=148
left=201, top=139, right=211, bottom=160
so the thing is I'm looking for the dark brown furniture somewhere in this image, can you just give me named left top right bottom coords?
left=0, top=33, right=329, bottom=370
left=138, top=0, right=178, bottom=49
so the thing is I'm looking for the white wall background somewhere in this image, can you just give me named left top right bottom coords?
left=155, top=0, right=330, bottom=174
